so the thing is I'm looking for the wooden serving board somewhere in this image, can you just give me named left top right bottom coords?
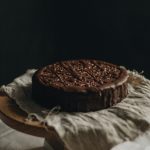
left=0, top=95, right=68, bottom=150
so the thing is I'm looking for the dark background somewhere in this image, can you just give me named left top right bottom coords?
left=0, top=1, right=150, bottom=85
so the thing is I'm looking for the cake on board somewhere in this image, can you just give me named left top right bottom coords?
left=32, top=60, right=128, bottom=112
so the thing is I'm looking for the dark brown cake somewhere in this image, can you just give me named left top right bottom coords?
left=32, top=60, right=128, bottom=112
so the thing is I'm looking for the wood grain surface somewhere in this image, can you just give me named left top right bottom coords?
left=0, top=95, right=68, bottom=150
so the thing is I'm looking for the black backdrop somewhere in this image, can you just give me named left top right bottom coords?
left=0, top=1, right=150, bottom=85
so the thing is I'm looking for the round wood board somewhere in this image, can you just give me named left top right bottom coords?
left=0, top=95, right=67, bottom=150
left=0, top=95, right=50, bottom=137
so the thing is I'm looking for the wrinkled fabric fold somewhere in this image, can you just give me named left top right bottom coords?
left=1, top=70, right=150, bottom=150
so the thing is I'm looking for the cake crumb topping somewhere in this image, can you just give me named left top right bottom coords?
left=39, top=60, right=121, bottom=89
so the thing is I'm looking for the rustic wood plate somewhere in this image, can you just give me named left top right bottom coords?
left=0, top=95, right=67, bottom=150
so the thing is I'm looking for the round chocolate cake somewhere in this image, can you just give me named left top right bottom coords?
left=32, top=60, right=129, bottom=112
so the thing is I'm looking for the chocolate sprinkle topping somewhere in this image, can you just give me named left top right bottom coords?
left=38, top=60, right=123, bottom=92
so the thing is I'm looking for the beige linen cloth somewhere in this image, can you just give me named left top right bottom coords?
left=1, top=69, right=150, bottom=150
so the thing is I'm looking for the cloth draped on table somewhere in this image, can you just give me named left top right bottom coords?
left=1, top=69, right=150, bottom=150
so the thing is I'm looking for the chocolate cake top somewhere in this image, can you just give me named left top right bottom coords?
left=36, top=60, right=128, bottom=92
